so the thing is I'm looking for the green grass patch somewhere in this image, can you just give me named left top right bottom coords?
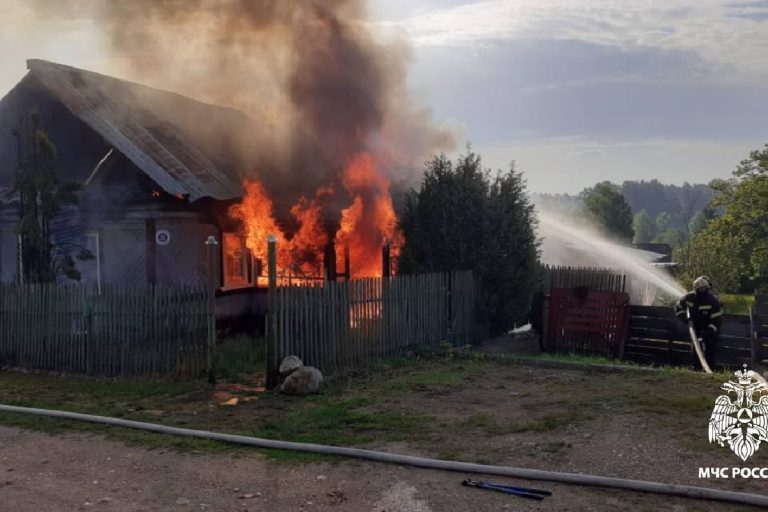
left=214, top=335, right=265, bottom=381
left=482, top=351, right=646, bottom=369
left=461, top=409, right=583, bottom=436
left=0, top=372, right=203, bottom=415
left=377, top=366, right=468, bottom=392
left=720, top=293, right=754, bottom=315
left=255, top=399, right=432, bottom=445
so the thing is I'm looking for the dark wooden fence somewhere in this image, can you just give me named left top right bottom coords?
left=538, top=267, right=767, bottom=369
left=625, top=305, right=763, bottom=368
left=755, top=292, right=768, bottom=360
left=0, top=284, right=212, bottom=378
left=268, top=271, right=476, bottom=377
left=542, top=265, right=626, bottom=292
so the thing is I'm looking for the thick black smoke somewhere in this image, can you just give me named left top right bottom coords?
left=26, top=0, right=455, bottom=216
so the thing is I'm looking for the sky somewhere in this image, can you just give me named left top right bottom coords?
left=1, top=0, right=767, bottom=193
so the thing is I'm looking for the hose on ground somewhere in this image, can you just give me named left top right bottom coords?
left=0, top=404, right=766, bottom=508
left=688, top=317, right=713, bottom=374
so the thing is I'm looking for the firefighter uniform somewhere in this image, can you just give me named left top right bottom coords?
left=674, top=288, right=723, bottom=369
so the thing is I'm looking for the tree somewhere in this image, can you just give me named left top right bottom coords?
left=653, top=212, right=684, bottom=248
left=733, top=143, right=768, bottom=179
left=399, top=150, right=540, bottom=334
left=632, top=210, right=656, bottom=243
left=398, top=152, right=487, bottom=274
left=13, top=112, right=82, bottom=283
left=676, top=143, right=768, bottom=292
left=674, top=223, right=744, bottom=293
left=621, top=179, right=712, bottom=231
left=579, top=181, right=633, bottom=242
left=688, top=206, right=717, bottom=236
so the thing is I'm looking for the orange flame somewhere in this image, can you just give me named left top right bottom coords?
left=335, top=153, right=402, bottom=278
left=229, top=153, right=402, bottom=284
left=228, top=180, right=287, bottom=263
left=287, top=196, right=328, bottom=275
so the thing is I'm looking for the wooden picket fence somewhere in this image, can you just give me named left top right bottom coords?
left=0, top=284, right=212, bottom=378
left=269, top=271, right=476, bottom=377
left=542, top=265, right=626, bottom=292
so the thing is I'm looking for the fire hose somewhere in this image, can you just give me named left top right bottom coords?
left=2, top=404, right=768, bottom=508
left=688, top=309, right=713, bottom=374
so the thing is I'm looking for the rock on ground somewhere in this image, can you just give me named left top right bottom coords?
left=280, top=366, right=323, bottom=395
left=279, top=355, right=303, bottom=377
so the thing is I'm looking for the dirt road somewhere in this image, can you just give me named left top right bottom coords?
left=0, top=426, right=761, bottom=512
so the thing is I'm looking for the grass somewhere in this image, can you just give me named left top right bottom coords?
left=0, top=357, right=477, bottom=461
left=213, top=335, right=266, bottom=381
left=0, top=353, right=741, bottom=467
left=720, top=293, right=755, bottom=315
left=505, top=352, right=640, bottom=367
left=461, top=409, right=583, bottom=435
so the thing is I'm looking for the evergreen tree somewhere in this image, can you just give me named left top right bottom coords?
left=399, top=150, right=540, bottom=333
left=13, top=112, right=82, bottom=283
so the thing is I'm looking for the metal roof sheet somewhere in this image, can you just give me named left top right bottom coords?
left=27, top=60, right=244, bottom=202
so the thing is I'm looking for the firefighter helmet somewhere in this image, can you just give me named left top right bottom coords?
left=693, top=275, right=712, bottom=291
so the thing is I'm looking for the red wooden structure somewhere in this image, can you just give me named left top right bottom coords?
left=545, top=287, right=630, bottom=359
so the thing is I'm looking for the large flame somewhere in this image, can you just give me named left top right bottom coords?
left=228, top=180, right=287, bottom=263
left=229, top=153, right=401, bottom=283
left=287, top=194, right=328, bottom=275
left=335, top=153, right=402, bottom=278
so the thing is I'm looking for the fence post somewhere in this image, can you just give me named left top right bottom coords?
left=343, top=242, right=351, bottom=281
left=205, top=236, right=219, bottom=384
left=266, top=234, right=279, bottom=389
left=381, top=239, right=391, bottom=278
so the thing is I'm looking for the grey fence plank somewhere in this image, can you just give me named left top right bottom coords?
left=0, top=283, right=210, bottom=378
left=266, top=271, right=476, bottom=378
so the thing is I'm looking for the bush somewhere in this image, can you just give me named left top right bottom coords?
left=399, top=150, right=540, bottom=334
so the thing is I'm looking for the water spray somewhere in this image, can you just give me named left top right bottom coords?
left=537, top=210, right=685, bottom=304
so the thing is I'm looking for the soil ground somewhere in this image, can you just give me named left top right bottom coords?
left=0, top=351, right=767, bottom=511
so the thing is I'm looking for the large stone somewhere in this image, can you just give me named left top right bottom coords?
left=280, top=366, right=323, bottom=395
left=279, top=355, right=303, bottom=377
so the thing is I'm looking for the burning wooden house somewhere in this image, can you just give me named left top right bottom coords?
left=0, top=60, right=400, bottom=304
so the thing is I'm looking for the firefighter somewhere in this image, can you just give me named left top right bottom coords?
left=674, top=276, right=723, bottom=370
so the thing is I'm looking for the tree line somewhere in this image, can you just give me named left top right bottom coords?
left=534, top=180, right=714, bottom=247
left=535, top=145, right=768, bottom=294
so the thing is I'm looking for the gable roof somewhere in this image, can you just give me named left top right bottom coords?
left=25, top=60, right=248, bottom=202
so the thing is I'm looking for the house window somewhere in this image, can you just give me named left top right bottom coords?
left=222, top=233, right=253, bottom=288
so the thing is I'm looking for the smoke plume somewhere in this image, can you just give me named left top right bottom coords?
left=25, top=0, right=454, bottom=213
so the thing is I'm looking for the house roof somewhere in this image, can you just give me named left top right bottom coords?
left=26, top=60, right=248, bottom=202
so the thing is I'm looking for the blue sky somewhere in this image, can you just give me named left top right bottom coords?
left=1, top=0, right=767, bottom=192
left=372, top=0, right=768, bottom=192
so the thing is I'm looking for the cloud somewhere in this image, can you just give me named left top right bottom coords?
left=407, top=38, right=768, bottom=144
left=387, top=0, right=768, bottom=84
